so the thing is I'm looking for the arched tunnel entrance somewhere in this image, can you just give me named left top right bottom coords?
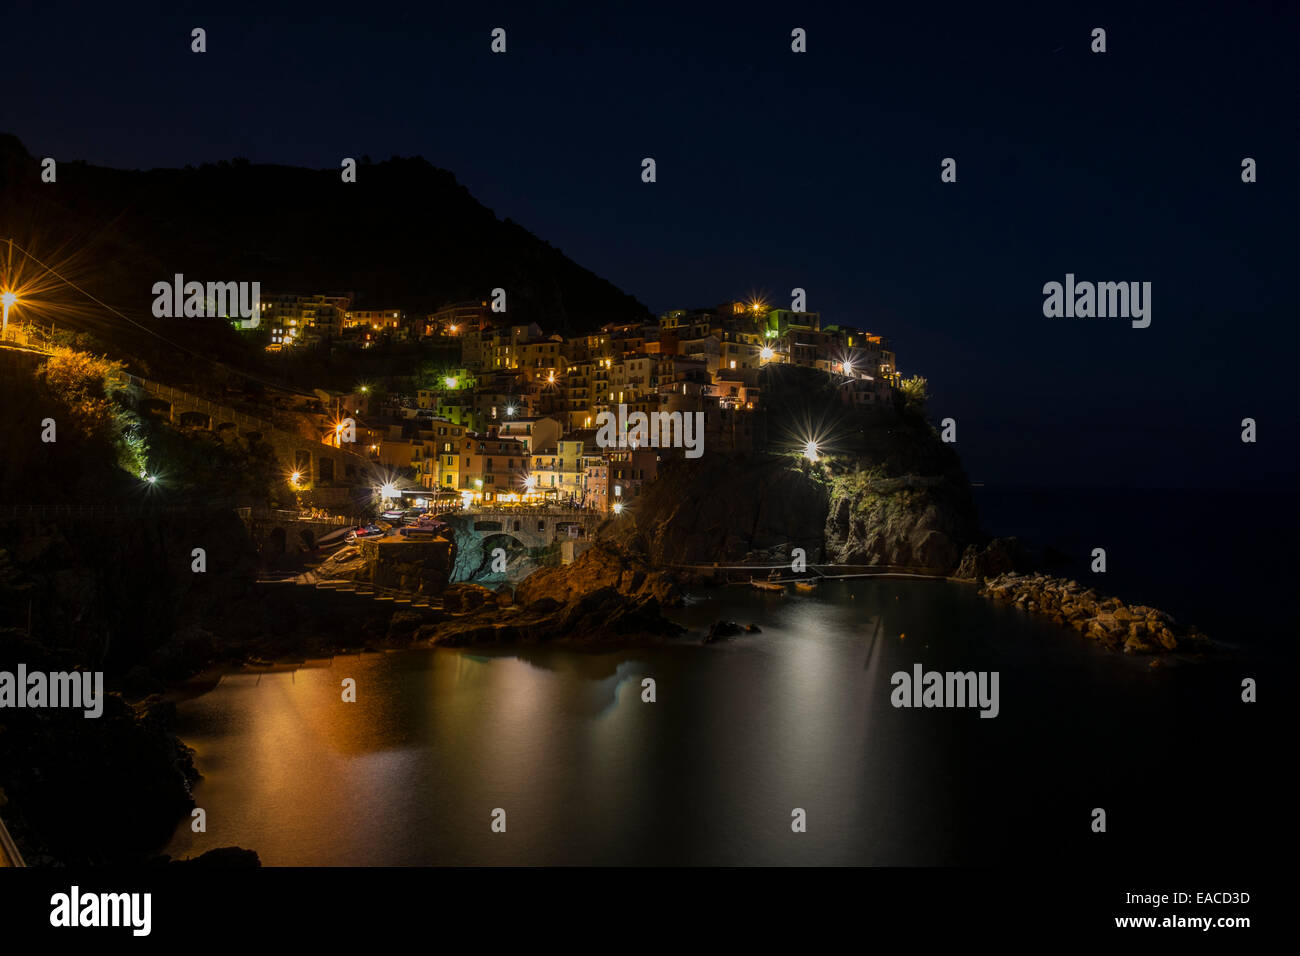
left=468, top=532, right=532, bottom=581
left=178, top=410, right=212, bottom=429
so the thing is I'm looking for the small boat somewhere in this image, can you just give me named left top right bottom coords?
left=750, top=578, right=786, bottom=593
left=397, top=525, right=437, bottom=538
left=794, top=580, right=819, bottom=593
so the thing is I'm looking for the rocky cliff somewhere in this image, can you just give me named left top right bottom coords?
left=600, top=409, right=978, bottom=575
left=824, top=471, right=977, bottom=572
left=601, top=454, right=830, bottom=566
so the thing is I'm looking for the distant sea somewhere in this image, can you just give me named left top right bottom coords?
left=971, top=485, right=1295, bottom=667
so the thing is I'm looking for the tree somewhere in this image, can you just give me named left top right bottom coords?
left=899, top=375, right=928, bottom=414
left=37, top=347, right=126, bottom=441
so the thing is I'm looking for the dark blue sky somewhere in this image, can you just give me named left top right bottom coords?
left=6, top=0, right=1297, bottom=487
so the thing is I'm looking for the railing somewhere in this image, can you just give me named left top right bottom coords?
left=0, top=503, right=228, bottom=518
left=122, top=374, right=277, bottom=434
left=267, top=510, right=355, bottom=525
left=123, top=374, right=371, bottom=463
left=450, top=505, right=599, bottom=517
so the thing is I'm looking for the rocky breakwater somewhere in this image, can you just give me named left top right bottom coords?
left=978, top=572, right=1212, bottom=655
left=423, top=543, right=685, bottom=645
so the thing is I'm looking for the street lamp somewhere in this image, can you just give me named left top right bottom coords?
left=1, top=290, right=17, bottom=337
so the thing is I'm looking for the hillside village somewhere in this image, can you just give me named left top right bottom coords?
left=258, top=295, right=904, bottom=514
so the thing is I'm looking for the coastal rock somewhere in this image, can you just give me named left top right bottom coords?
left=1124, top=633, right=1158, bottom=654
left=429, top=544, right=685, bottom=645
left=515, top=542, right=681, bottom=608
left=442, top=582, right=496, bottom=612
left=954, top=537, right=1026, bottom=582
left=173, top=846, right=262, bottom=866
left=704, top=620, right=744, bottom=643
left=387, top=609, right=445, bottom=642
left=978, top=572, right=1212, bottom=655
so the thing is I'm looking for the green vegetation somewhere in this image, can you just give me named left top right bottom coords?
left=827, top=465, right=890, bottom=499
left=37, top=347, right=130, bottom=443
left=898, top=375, right=928, bottom=415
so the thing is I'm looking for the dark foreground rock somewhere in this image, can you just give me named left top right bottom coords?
left=978, top=572, right=1213, bottom=654
left=0, top=637, right=199, bottom=866
left=169, top=846, right=261, bottom=866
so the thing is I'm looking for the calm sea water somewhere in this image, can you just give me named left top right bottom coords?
left=164, top=573, right=1271, bottom=866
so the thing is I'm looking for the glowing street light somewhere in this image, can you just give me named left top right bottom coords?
left=290, top=471, right=302, bottom=484
left=506, top=405, right=516, bottom=417
left=612, top=502, right=624, bottom=515
left=523, top=474, right=537, bottom=491
left=803, top=440, right=820, bottom=463
left=1, top=290, right=17, bottom=337
left=445, top=376, right=458, bottom=389
left=760, top=346, right=774, bottom=362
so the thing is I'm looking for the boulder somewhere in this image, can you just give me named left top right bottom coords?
left=704, top=620, right=744, bottom=643
left=442, top=582, right=496, bottom=612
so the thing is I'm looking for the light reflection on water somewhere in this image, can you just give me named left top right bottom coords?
left=164, top=580, right=1255, bottom=866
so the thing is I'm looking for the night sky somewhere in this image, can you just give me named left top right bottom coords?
left=5, top=0, right=1297, bottom=488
